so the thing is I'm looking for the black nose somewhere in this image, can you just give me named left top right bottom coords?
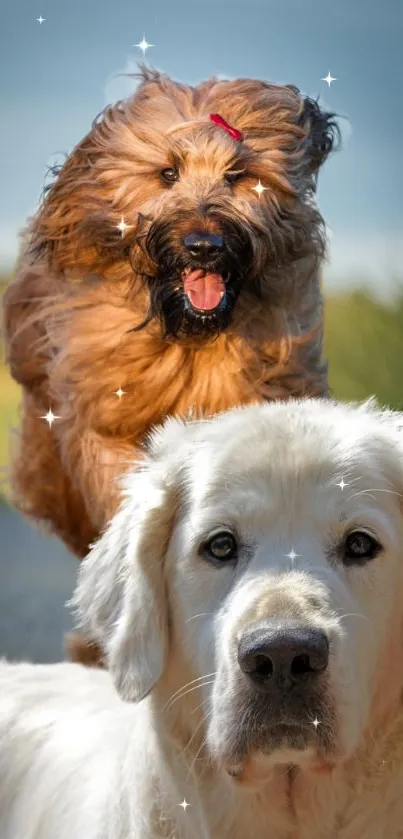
left=183, top=231, right=224, bottom=260
left=238, top=622, right=329, bottom=690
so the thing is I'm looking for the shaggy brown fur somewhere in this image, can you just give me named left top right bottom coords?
left=3, top=68, right=338, bottom=662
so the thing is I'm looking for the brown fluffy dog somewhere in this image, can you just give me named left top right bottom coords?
left=3, top=68, right=338, bottom=659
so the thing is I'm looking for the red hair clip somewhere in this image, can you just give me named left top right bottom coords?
left=209, top=113, right=244, bottom=142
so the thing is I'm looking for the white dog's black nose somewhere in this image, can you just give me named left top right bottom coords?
left=184, top=232, right=225, bottom=259
left=238, top=622, right=329, bottom=690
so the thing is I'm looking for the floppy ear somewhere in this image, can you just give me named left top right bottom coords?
left=298, top=95, right=340, bottom=177
left=28, top=69, right=170, bottom=274
left=70, top=420, right=189, bottom=702
left=28, top=115, right=136, bottom=273
left=351, top=400, right=403, bottom=508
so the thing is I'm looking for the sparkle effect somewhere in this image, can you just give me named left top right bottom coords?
left=134, top=35, right=154, bottom=55
left=252, top=179, right=267, bottom=198
left=321, top=71, right=337, bottom=87
left=36, top=16, right=46, bottom=24
left=336, top=478, right=348, bottom=491
left=116, top=216, right=133, bottom=237
left=114, top=387, right=126, bottom=399
left=312, top=718, right=321, bottom=729
left=179, top=799, right=190, bottom=812
left=40, top=408, right=61, bottom=428
left=285, top=548, right=300, bottom=564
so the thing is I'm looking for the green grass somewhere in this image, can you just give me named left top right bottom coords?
left=2, top=274, right=403, bottom=498
left=0, top=364, right=20, bottom=488
left=0, top=278, right=20, bottom=496
left=325, top=288, right=403, bottom=409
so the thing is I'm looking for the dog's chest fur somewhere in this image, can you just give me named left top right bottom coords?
left=203, top=761, right=403, bottom=839
left=152, top=709, right=403, bottom=839
left=51, top=274, right=326, bottom=439
left=3, top=262, right=326, bottom=557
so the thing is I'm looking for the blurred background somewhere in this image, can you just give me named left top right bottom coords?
left=0, top=0, right=402, bottom=662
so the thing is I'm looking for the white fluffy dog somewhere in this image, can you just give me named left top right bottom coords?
left=1, top=398, right=403, bottom=839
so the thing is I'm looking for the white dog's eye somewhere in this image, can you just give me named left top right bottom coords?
left=343, top=530, right=382, bottom=566
left=203, top=529, right=238, bottom=564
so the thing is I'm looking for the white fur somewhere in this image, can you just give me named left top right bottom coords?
left=2, top=398, right=403, bottom=839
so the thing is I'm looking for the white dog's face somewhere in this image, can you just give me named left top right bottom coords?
left=73, top=399, right=403, bottom=783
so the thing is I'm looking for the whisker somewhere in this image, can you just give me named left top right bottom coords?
left=336, top=611, right=372, bottom=626
left=348, top=491, right=376, bottom=502
left=166, top=680, right=216, bottom=714
left=348, top=487, right=403, bottom=502
left=185, top=714, right=214, bottom=781
left=185, top=613, right=214, bottom=624
left=187, top=737, right=210, bottom=781
left=164, top=672, right=217, bottom=708
left=182, top=701, right=210, bottom=757
left=164, top=673, right=216, bottom=713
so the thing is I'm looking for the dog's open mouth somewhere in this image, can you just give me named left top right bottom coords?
left=182, top=268, right=226, bottom=312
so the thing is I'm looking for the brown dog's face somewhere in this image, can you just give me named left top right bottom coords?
left=31, top=69, right=338, bottom=338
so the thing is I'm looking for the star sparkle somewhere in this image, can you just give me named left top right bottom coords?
left=36, top=15, right=46, bottom=24
left=285, top=548, right=300, bottom=564
left=40, top=408, right=61, bottom=428
left=336, top=478, right=348, bottom=491
left=114, top=387, right=126, bottom=399
left=312, top=718, right=321, bottom=729
left=116, top=216, right=133, bottom=237
left=321, top=71, right=337, bottom=87
left=179, top=799, right=190, bottom=812
left=252, top=179, right=267, bottom=198
left=134, top=34, right=154, bottom=55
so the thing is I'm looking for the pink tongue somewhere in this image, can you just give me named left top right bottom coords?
left=182, top=269, right=225, bottom=311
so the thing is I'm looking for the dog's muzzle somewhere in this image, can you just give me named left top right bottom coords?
left=233, top=619, right=331, bottom=755
left=140, top=214, right=253, bottom=337
left=181, top=231, right=227, bottom=313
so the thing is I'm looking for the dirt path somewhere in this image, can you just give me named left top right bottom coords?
left=0, top=500, right=77, bottom=662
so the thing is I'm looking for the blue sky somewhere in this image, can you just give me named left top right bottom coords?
left=1, top=0, right=402, bottom=294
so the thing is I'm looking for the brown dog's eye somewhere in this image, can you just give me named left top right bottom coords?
left=225, top=170, right=245, bottom=184
left=160, top=167, right=179, bottom=184
left=203, top=530, right=238, bottom=563
left=343, top=531, right=382, bottom=566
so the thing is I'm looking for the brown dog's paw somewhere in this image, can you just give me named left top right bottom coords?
left=64, top=633, right=105, bottom=668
